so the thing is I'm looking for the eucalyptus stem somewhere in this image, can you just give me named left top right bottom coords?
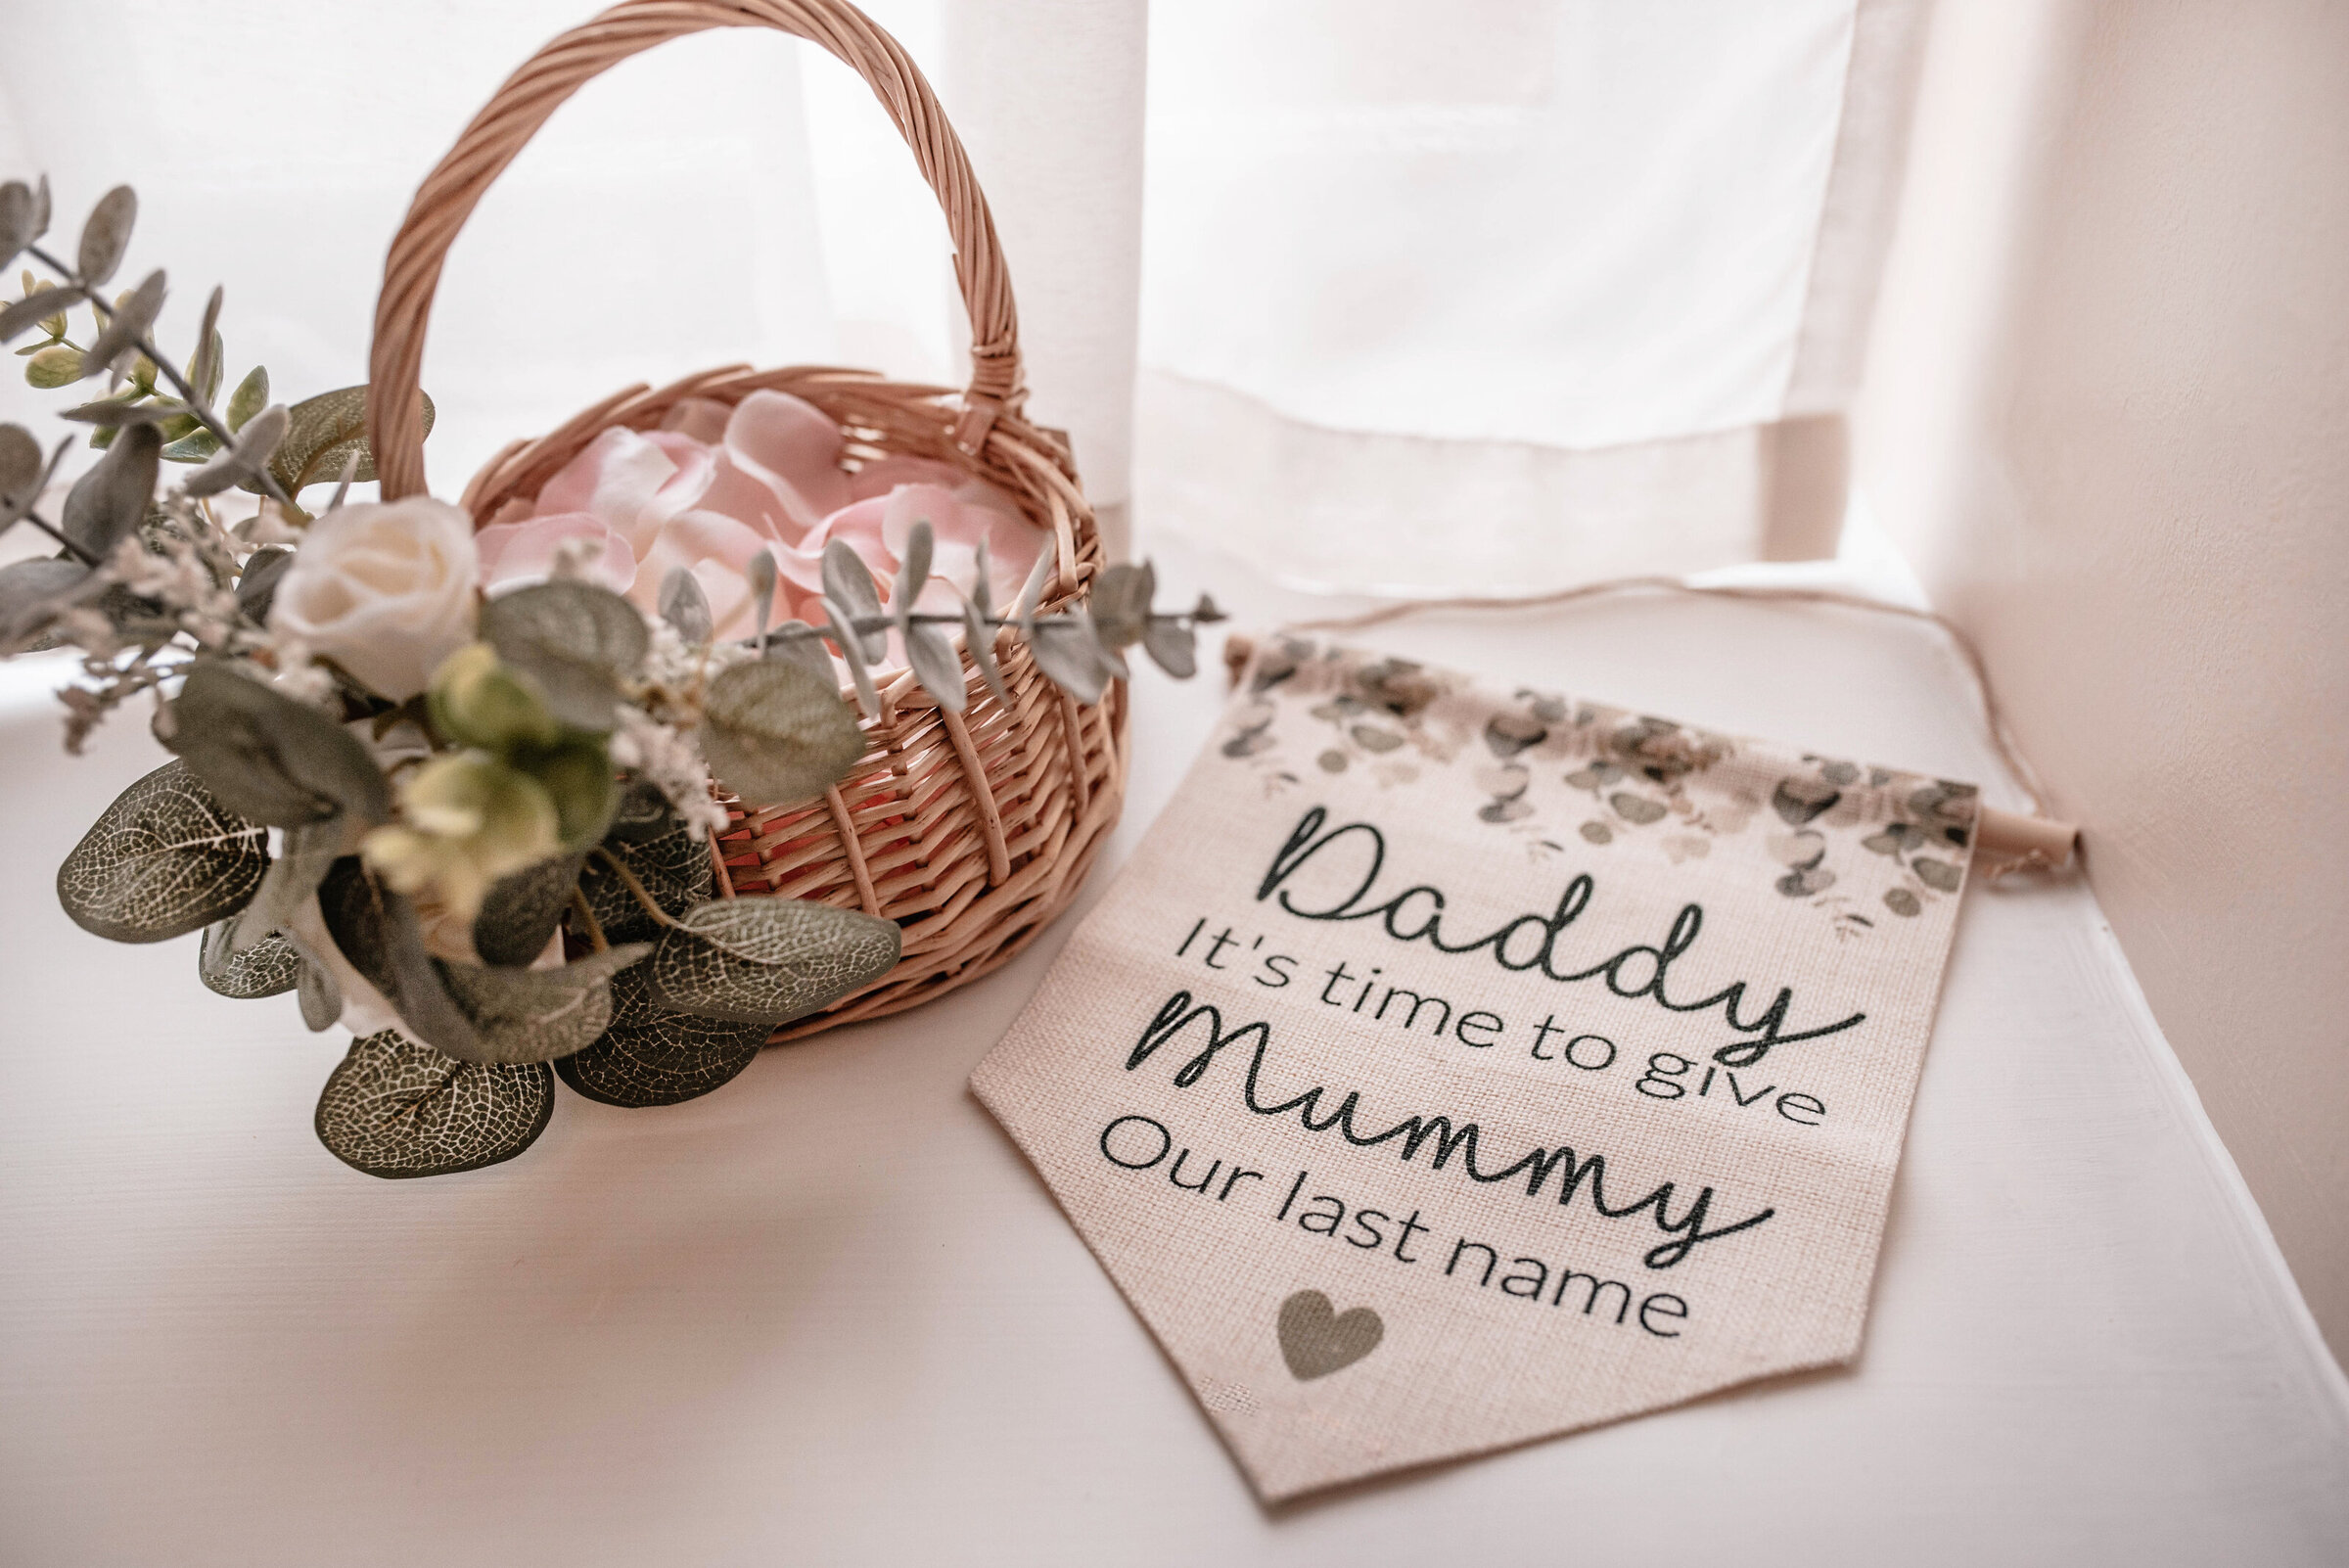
left=20, top=507, right=99, bottom=567
left=23, top=240, right=298, bottom=511
left=590, top=848, right=684, bottom=931
left=569, top=886, right=610, bottom=952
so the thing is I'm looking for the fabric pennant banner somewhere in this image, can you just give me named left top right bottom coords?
left=973, top=636, right=1977, bottom=1499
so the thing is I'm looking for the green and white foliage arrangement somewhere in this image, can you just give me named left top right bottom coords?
left=8, top=177, right=1223, bottom=1178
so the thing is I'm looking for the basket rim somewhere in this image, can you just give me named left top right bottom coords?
left=368, top=0, right=1028, bottom=502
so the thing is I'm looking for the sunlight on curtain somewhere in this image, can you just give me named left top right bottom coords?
left=0, top=1, right=1919, bottom=596
left=1136, top=0, right=1926, bottom=592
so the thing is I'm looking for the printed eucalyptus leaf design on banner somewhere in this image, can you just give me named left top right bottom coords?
left=431, top=943, right=652, bottom=1066
left=57, top=759, right=268, bottom=943
left=647, top=897, right=901, bottom=1024
left=555, top=964, right=772, bottom=1108
left=198, top=922, right=301, bottom=998
left=1216, top=639, right=1982, bottom=943
left=314, top=1030, right=554, bottom=1179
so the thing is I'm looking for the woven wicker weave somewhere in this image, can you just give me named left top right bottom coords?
left=362, top=0, right=1126, bottom=1041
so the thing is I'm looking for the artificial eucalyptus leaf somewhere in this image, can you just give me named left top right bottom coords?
left=314, top=1030, right=555, bottom=1179
left=224, top=365, right=268, bottom=432
left=1141, top=615, right=1198, bottom=679
left=60, top=421, right=160, bottom=559
left=260, top=384, right=434, bottom=494
left=763, top=624, right=837, bottom=684
left=79, top=268, right=165, bottom=382
left=0, top=430, right=64, bottom=531
left=556, top=963, right=769, bottom=1107
left=432, top=943, right=651, bottom=1066
left=324, top=448, right=361, bottom=515
left=189, top=286, right=224, bottom=396
left=658, top=565, right=714, bottom=646
left=298, top=955, right=342, bottom=1031
left=59, top=395, right=178, bottom=427
left=235, top=545, right=293, bottom=623
left=478, top=579, right=648, bottom=732
left=1011, top=546, right=1055, bottom=624
left=76, top=186, right=136, bottom=288
left=1089, top=560, right=1152, bottom=648
left=25, top=344, right=81, bottom=388
left=579, top=814, right=713, bottom=945
left=892, top=520, right=933, bottom=629
left=0, top=422, right=38, bottom=498
left=0, top=557, right=89, bottom=643
left=903, top=621, right=966, bottom=713
left=1026, top=614, right=1109, bottom=705
left=602, top=777, right=675, bottom=843
left=160, top=661, right=391, bottom=827
left=698, top=659, right=865, bottom=807
left=646, top=896, right=900, bottom=1024
left=57, top=760, right=268, bottom=943
left=160, top=427, right=224, bottom=463
left=0, top=181, right=33, bottom=271
left=747, top=549, right=777, bottom=648
left=822, top=599, right=880, bottom=717
left=961, top=596, right=1010, bottom=707
left=222, top=815, right=346, bottom=955
left=0, top=284, right=83, bottom=346
left=199, top=922, right=301, bottom=998
left=316, top=856, right=483, bottom=1059
left=820, top=538, right=886, bottom=660
left=970, top=537, right=995, bottom=619
left=182, top=401, right=287, bottom=498
left=536, top=738, right=619, bottom=850
left=473, top=851, right=585, bottom=967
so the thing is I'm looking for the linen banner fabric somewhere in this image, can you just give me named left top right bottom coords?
left=975, top=637, right=1976, bottom=1497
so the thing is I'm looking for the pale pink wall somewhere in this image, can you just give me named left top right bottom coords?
left=1864, top=0, right=2349, bottom=1356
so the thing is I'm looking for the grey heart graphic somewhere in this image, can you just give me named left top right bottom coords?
left=1278, top=1289, right=1384, bottom=1381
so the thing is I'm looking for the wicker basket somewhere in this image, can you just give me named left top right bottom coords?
left=361, top=0, right=1126, bottom=1042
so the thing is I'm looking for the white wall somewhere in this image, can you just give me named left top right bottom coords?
left=1862, top=0, right=2349, bottom=1358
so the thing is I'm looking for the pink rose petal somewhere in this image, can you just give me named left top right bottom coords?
left=874, top=483, right=1045, bottom=608
left=848, top=454, right=972, bottom=501
left=531, top=427, right=679, bottom=545
left=724, top=391, right=851, bottom=531
left=659, top=396, right=733, bottom=444
left=635, top=510, right=773, bottom=640
left=803, top=497, right=898, bottom=594
left=477, top=511, right=637, bottom=595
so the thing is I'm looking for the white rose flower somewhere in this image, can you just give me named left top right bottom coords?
left=271, top=497, right=480, bottom=701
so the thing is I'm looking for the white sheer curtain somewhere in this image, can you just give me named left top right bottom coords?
left=0, top=0, right=1920, bottom=592
left=1138, top=0, right=1927, bottom=592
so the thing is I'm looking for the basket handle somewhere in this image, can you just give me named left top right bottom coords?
left=366, top=0, right=1024, bottom=501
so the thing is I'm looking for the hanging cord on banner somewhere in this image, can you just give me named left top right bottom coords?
left=1222, top=576, right=2079, bottom=880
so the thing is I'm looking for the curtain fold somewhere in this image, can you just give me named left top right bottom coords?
left=0, top=0, right=1922, bottom=594
left=1134, top=0, right=1928, bottom=592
